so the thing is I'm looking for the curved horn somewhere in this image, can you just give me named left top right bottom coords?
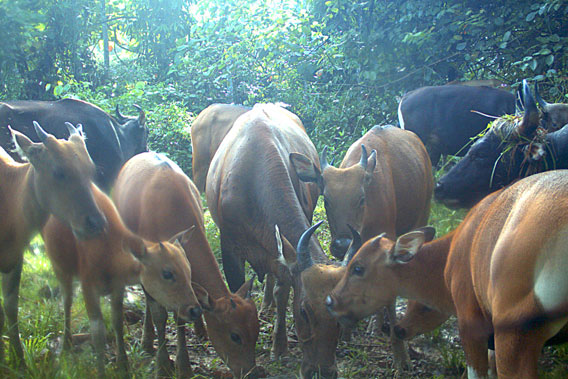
left=342, top=224, right=363, bottom=266
left=320, top=146, right=330, bottom=170
left=297, top=220, right=323, bottom=272
left=518, top=80, right=540, bottom=137
left=115, top=104, right=127, bottom=122
left=64, top=122, right=80, bottom=137
left=534, top=81, right=549, bottom=109
left=133, top=104, right=146, bottom=126
left=359, top=145, right=368, bottom=169
left=33, top=121, right=50, bottom=143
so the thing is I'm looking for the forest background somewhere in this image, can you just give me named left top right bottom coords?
left=2, top=0, right=567, bottom=173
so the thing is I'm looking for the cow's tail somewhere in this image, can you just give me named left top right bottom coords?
left=398, top=101, right=405, bottom=130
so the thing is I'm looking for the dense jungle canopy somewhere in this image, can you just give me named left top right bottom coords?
left=1, top=0, right=567, bottom=172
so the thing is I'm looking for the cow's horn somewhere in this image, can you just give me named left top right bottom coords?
left=297, top=220, right=323, bottom=272
left=133, top=104, right=146, bottom=126
left=518, top=80, right=540, bottom=136
left=33, top=121, right=50, bottom=143
left=320, top=146, right=330, bottom=170
left=115, top=104, right=127, bottom=122
left=342, top=225, right=363, bottom=266
left=359, top=145, right=368, bottom=169
left=64, top=122, right=80, bottom=137
left=534, top=81, right=549, bottom=109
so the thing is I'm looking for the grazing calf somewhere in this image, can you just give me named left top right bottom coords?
left=327, top=170, right=568, bottom=378
left=113, top=152, right=259, bottom=378
left=0, top=122, right=106, bottom=366
left=42, top=186, right=203, bottom=376
left=291, top=125, right=434, bottom=368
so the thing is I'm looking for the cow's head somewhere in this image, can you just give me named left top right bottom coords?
left=326, top=227, right=434, bottom=326
left=134, top=228, right=205, bottom=322
left=277, top=222, right=361, bottom=379
left=291, top=145, right=376, bottom=259
left=200, top=279, right=260, bottom=378
left=393, top=302, right=449, bottom=340
left=11, top=121, right=106, bottom=239
left=114, top=104, right=148, bottom=159
left=535, top=82, right=568, bottom=131
left=435, top=80, right=542, bottom=208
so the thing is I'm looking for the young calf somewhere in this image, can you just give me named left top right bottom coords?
left=113, top=152, right=260, bottom=378
left=42, top=186, right=203, bottom=376
left=0, top=122, right=106, bottom=366
left=327, top=170, right=568, bottom=378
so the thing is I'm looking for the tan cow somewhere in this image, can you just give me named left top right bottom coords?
left=290, top=125, right=434, bottom=368
left=206, top=104, right=350, bottom=378
left=113, top=151, right=260, bottom=378
left=0, top=122, right=106, bottom=366
left=327, top=170, right=568, bottom=378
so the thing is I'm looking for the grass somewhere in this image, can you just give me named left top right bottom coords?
left=2, top=171, right=568, bottom=378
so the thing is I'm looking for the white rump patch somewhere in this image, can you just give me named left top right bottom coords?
left=534, top=227, right=568, bottom=312
left=397, top=101, right=405, bottom=129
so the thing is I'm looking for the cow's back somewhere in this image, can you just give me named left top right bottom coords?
left=206, top=104, right=321, bottom=275
left=343, top=125, right=433, bottom=239
left=191, top=104, right=252, bottom=192
left=398, top=85, right=515, bottom=162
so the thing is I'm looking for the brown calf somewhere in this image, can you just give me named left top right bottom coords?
left=42, top=185, right=202, bottom=376
left=0, top=122, right=105, bottom=366
left=291, top=125, right=434, bottom=368
left=113, top=151, right=259, bottom=378
left=327, top=170, right=568, bottom=378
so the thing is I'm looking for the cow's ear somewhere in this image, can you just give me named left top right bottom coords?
left=235, top=278, right=254, bottom=299
left=10, top=127, right=43, bottom=162
left=169, top=225, right=196, bottom=246
left=290, top=152, right=322, bottom=184
left=388, top=231, right=425, bottom=264
left=364, top=150, right=377, bottom=185
left=193, top=282, right=214, bottom=311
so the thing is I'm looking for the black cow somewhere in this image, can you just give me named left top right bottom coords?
left=435, top=80, right=568, bottom=208
left=0, top=98, right=147, bottom=191
left=398, top=84, right=515, bottom=165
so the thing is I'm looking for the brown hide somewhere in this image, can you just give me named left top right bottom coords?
left=191, top=103, right=306, bottom=193
left=191, top=104, right=251, bottom=192
left=206, top=104, right=341, bottom=378
left=42, top=186, right=201, bottom=375
left=113, top=152, right=259, bottom=378
left=0, top=125, right=105, bottom=364
left=329, top=170, right=568, bottom=378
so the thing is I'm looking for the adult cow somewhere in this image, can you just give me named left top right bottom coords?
left=327, top=169, right=568, bottom=378
left=191, top=103, right=304, bottom=192
left=290, top=125, right=433, bottom=369
left=398, top=84, right=515, bottom=165
left=0, top=98, right=147, bottom=191
left=207, top=104, right=350, bottom=377
left=435, top=80, right=568, bottom=209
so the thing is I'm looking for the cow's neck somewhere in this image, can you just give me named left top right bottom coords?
left=23, top=166, right=49, bottom=232
left=394, top=232, right=455, bottom=315
left=183, top=228, right=230, bottom=299
left=547, top=125, right=568, bottom=169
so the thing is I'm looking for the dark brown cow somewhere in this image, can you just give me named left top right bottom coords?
left=206, top=104, right=345, bottom=377
left=42, top=186, right=203, bottom=376
left=291, top=125, right=434, bottom=368
left=327, top=170, right=568, bottom=378
left=113, top=152, right=260, bottom=378
left=0, top=122, right=106, bottom=366
left=191, top=104, right=251, bottom=192
left=0, top=99, right=147, bottom=190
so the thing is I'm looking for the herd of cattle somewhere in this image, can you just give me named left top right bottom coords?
left=0, top=79, right=567, bottom=378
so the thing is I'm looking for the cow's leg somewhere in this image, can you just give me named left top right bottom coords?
left=261, top=273, right=275, bottom=314
left=110, top=287, right=129, bottom=375
left=174, top=314, right=193, bottom=379
left=272, top=279, right=290, bottom=359
left=142, top=291, right=156, bottom=354
left=193, top=316, right=208, bottom=340
left=150, top=299, right=173, bottom=377
left=387, top=301, right=410, bottom=371
left=221, top=235, right=244, bottom=292
left=82, top=284, right=106, bottom=377
left=58, top=270, right=74, bottom=350
left=493, top=328, right=546, bottom=379
left=2, top=259, right=25, bottom=367
left=458, top=318, right=490, bottom=379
